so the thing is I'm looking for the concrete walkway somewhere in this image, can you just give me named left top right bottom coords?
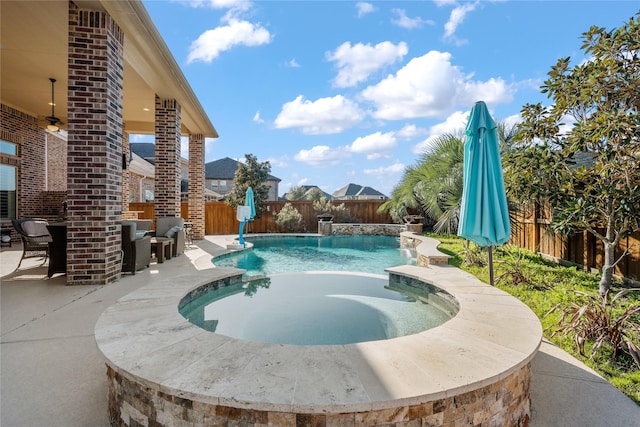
left=1, top=237, right=638, bottom=427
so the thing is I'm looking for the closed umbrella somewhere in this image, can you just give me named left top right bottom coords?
left=238, top=187, right=256, bottom=247
left=245, top=187, right=256, bottom=219
left=457, top=101, right=511, bottom=286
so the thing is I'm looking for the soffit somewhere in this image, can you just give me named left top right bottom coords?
left=0, top=0, right=217, bottom=138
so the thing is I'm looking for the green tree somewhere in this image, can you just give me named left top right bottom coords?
left=226, top=154, right=272, bottom=217
left=305, top=187, right=325, bottom=201
left=286, top=185, right=306, bottom=200
left=505, top=15, right=640, bottom=296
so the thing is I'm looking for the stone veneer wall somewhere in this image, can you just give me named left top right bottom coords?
left=106, top=363, right=531, bottom=427
left=331, top=223, right=406, bottom=236
left=66, top=5, right=124, bottom=285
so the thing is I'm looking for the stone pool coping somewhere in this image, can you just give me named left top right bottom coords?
left=95, top=250, right=542, bottom=414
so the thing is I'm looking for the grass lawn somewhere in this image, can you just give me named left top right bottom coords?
left=428, top=233, right=640, bottom=404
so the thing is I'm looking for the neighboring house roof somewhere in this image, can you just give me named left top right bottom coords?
left=570, top=151, right=596, bottom=169
left=283, top=185, right=333, bottom=200
left=130, top=143, right=156, bottom=163
left=205, top=157, right=281, bottom=182
left=356, top=185, right=387, bottom=198
left=129, top=152, right=155, bottom=177
left=332, top=183, right=387, bottom=199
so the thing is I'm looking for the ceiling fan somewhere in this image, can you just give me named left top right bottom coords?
left=45, top=77, right=64, bottom=132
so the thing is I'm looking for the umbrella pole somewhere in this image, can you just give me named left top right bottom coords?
left=488, top=246, right=494, bottom=286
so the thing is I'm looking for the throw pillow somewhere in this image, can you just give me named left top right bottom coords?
left=165, top=225, right=182, bottom=238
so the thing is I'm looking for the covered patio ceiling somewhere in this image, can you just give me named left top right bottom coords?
left=0, top=0, right=218, bottom=138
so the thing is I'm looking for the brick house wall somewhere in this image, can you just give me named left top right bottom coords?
left=0, top=104, right=46, bottom=219
left=46, top=131, right=67, bottom=191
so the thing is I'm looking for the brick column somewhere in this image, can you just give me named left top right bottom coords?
left=122, top=130, right=130, bottom=213
left=66, top=5, right=123, bottom=285
left=154, top=96, right=181, bottom=219
left=188, top=133, right=205, bottom=239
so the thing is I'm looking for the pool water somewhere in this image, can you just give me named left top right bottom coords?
left=214, top=235, right=416, bottom=276
left=180, top=272, right=451, bottom=345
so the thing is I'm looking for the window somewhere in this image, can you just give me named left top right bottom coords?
left=0, top=141, right=17, bottom=156
left=0, top=165, right=17, bottom=220
left=0, top=140, right=18, bottom=220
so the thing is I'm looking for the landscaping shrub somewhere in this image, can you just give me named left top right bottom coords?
left=312, top=198, right=360, bottom=223
left=274, top=203, right=304, bottom=232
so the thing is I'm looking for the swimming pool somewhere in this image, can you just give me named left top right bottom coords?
left=179, top=271, right=453, bottom=345
left=97, top=235, right=542, bottom=426
left=213, top=235, right=416, bottom=276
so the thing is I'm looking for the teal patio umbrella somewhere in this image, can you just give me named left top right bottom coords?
left=245, top=186, right=256, bottom=219
left=238, top=187, right=256, bottom=247
left=457, top=101, right=511, bottom=286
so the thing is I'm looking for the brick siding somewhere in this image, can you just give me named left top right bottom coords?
left=154, top=96, right=182, bottom=218
left=1, top=105, right=46, bottom=218
left=188, top=133, right=205, bottom=239
left=66, top=4, right=124, bottom=285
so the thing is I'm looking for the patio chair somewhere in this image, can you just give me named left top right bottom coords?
left=12, top=218, right=52, bottom=269
left=154, top=217, right=185, bottom=257
left=121, top=221, right=151, bottom=274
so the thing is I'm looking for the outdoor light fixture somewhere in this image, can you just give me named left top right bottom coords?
left=45, top=77, right=63, bottom=132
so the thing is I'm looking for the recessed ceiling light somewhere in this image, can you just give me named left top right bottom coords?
left=143, top=108, right=150, bottom=112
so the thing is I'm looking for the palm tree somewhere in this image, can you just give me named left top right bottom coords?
left=412, top=132, right=465, bottom=233
left=381, top=121, right=518, bottom=233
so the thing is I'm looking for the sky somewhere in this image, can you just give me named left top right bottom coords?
left=137, top=0, right=639, bottom=198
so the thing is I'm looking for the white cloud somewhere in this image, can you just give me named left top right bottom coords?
left=347, top=131, right=397, bottom=160
left=444, top=2, right=478, bottom=41
left=391, top=9, right=430, bottom=29
left=294, top=145, right=348, bottom=167
left=253, top=111, right=264, bottom=123
left=180, top=136, right=189, bottom=159
left=287, top=59, right=300, bottom=68
left=356, top=2, right=375, bottom=17
left=434, top=0, right=457, bottom=6
left=360, top=50, right=512, bottom=120
left=395, top=124, right=427, bottom=140
left=327, top=41, right=408, bottom=88
left=180, top=0, right=250, bottom=10
left=364, top=162, right=405, bottom=175
left=274, top=95, right=365, bottom=135
left=265, top=155, right=288, bottom=168
left=412, top=110, right=469, bottom=153
left=130, top=134, right=154, bottom=143
left=187, top=18, right=272, bottom=63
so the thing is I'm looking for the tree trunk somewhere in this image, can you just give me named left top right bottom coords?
left=599, top=241, right=616, bottom=297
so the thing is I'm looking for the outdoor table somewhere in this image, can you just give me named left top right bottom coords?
left=150, top=237, right=173, bottom=264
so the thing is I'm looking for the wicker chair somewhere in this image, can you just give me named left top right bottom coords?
left=12, top=218, right=52, bottom=269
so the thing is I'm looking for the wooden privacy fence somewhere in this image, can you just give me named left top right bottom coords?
left=129, top=200, right=393, bottom=235
left=129, top=200, right=639, bottom=282
left=512, top=204, right=639, bottom=282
